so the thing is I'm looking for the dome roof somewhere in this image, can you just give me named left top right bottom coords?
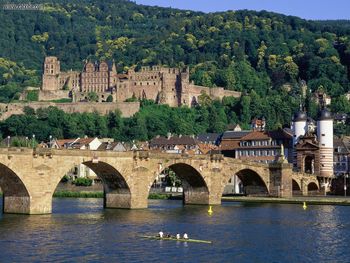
left=318, top=108, right=333, bottom=121
left=293, top=111, right=307, bottom=122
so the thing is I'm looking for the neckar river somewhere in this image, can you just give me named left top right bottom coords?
left=0, top=198, right=349, bottom=262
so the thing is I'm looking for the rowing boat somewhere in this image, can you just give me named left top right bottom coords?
left=140, top=235, right=212, bottom=244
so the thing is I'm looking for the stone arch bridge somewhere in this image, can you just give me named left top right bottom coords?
left=0, top=148, right=319, bottom=214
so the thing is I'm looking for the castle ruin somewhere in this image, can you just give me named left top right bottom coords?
left=40, top=56, right=241, bottom=107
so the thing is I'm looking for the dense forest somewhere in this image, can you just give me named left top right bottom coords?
left=0, top=0, right=350, bottom=139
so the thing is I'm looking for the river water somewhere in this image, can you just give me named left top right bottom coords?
left=0, top=198, right=350, bottom=262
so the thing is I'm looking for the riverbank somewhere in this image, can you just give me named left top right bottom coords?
left=53, top=191, right=103, bottom=198
left=222, top=196, right=350, bottom=206
left=53, top=191, right=172, bottom=200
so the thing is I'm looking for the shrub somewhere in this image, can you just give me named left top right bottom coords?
left=60, top=175, right=70, bottom=183
left=106, top=95, right=113, bottom=102
left=73, top=177, right=93, bottom=186
left=26, top=90, right=39, bottom=101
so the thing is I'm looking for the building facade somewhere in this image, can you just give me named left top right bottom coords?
left=292, top=108, right=334, bottom=191
left=40, top=56, right=241, bottom=107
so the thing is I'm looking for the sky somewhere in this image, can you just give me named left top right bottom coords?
left=134, top=0, right=350, bottom=20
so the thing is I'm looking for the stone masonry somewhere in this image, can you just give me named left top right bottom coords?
left=40, top=56, right=241, bottom=107
left=0, top=148, right=319, bottom=214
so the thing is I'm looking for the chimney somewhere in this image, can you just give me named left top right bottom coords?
left=167, top=132, right=171, bottom=139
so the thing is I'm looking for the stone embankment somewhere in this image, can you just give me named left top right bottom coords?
left=222, top=196, right=350, bottom=206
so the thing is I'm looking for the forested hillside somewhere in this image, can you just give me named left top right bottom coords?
left=0, top=0, right=349, bottom=138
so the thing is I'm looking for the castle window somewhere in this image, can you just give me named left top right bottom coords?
left=322, top=144, right=325, bottom=146
left=322, top=134, right=325, bottom=136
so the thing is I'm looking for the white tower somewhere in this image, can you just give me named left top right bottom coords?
left=292, top=111, right=307, bottom=146
left=292, top=111, right=307, bottom=168
left=317, top=109, right=333, bottom=179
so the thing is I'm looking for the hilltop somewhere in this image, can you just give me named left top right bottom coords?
left=0, top=0, right=349, bottom=137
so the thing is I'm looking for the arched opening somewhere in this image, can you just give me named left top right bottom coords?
left=230, top=169, right=268, bottom=196
left=304, top=155, right=315, bottom=174
left=191, top=96, right=198, bottom=107
left=222, top=175, right=243, bottom=196
left=53, top=161, right=131, bottom=210
left=150, top=163, right=209, bottom=205
left=307, top=182, right=319, bottom=195
left=0, top=163, right=30, bottom=214
left=292, top=179, right=302, bottom=196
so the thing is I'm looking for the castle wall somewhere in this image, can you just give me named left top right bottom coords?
left=129, top=83, right=161, bottom=101
left=0, top=102, right=140, bottom=120
left=38, top=90, right=71, bottom=101
left=116, top=81, right=131, bottom=102
left=187, top=85, right=241, bottom=107
left=39, top=56, right=241, bottom=110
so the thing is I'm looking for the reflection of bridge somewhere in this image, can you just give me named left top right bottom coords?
left=0, top=148, right=319, bottom=214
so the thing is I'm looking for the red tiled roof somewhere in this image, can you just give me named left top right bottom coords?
left=220, top=140, right=240, bottom=150
left=76, top=138, right=95, bottom=145
left=55, top=139, right=76, bottom=148
left=197, top=143, right=217, bottom=154
left=241, top=131, right=270, bottom=141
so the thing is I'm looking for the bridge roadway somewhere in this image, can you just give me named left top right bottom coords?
left=0, top=147, right=319, bottom=214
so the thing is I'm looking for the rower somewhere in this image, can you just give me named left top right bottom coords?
left=183, top=233, right=188, bottom=239
left=176, top=233, right=180, bottom=239
left=158, top=231, right=164, bottom=238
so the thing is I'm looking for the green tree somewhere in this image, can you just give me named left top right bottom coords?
left=87, top=92, right=99, bottom=102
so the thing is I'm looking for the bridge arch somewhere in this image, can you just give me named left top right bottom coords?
left=223, top=168, right=269, bottom=196
left=292, top=179, right=302, bottom=196
left=149, top=162, right=210, bottom=205
left=307, top=182, right=319, bottom=193
left=0, top=163, right=30, bottom=214
left=53, top=161, right=132, bottom=209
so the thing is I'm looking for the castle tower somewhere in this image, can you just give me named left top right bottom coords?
left=160, top=67, right=181, bottom=107
left=317, top=108, right=333, bottom=179
left=42, top=56, right=61, bottom=91
left=180, top=67, right=190, bottom=106
left=292, top=110, right=307, bottom=168
left=109, top=60, right=118, bottom=90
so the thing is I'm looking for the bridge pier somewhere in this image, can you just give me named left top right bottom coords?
left=3, top=196, right=31, bottom=214
left=184, top=189, right=210, bottom=205
left=3, top=194, right=52, bottom=214
left=268, top=163, right=293, bottom=198
left=301, top=179, right=308, bottom=196
left=105, top=192, right=139, bottom=209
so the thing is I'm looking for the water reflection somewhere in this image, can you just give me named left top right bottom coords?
left=0, top=198, right=350, bottom=262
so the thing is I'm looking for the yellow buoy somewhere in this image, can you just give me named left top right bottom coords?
left=303, top=202, right=307, bottom=210
left=208, top=206, right=213, bottom=214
